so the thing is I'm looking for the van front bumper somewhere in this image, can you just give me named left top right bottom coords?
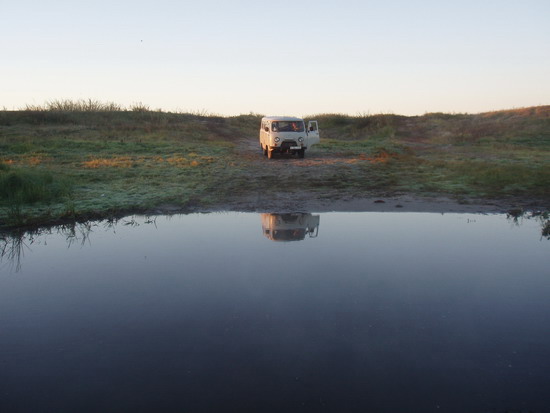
left=271, top=141, right=304, bottom=151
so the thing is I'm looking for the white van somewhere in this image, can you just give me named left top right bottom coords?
left=259, top=116, right=319, bottom=159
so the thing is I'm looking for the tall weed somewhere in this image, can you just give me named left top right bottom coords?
left=0, top=166, right=72, bottom=204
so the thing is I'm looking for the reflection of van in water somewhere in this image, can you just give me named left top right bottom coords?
left=259, top=116, right=319, bottom=159
left=261, top=213, right=320, bottom=242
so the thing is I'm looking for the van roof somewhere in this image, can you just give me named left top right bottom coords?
left=262, top=116, right=304, bottom=122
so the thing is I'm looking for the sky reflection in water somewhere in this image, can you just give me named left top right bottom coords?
left=0, top=212, right=549, bottom=413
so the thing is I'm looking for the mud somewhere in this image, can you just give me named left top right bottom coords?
left=193, top=192, right=541, bottom=215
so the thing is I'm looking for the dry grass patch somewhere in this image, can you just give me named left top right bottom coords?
left=83, top=157, right=135, bottom=168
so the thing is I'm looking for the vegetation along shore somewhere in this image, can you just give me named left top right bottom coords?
left=1, top=100, right=549, bottom=230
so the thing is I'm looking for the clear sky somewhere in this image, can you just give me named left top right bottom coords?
left=2, top=0, right=549, bottom=116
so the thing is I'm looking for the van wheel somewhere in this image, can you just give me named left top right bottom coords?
left=263, top=146, right=268, bottom=157
left=298, top=149, right=305, bottom=159
left=267, top=149, right=274, bottom=159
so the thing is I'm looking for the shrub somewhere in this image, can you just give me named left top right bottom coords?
left=0, top=167, right=72, bottom=204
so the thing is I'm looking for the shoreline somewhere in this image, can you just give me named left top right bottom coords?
left=1, top=194, right=548, bottom=234
left=152, top=193, right=546, bottom=215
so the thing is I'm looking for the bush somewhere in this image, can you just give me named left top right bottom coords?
left=0, top=166, right=71, bottom=204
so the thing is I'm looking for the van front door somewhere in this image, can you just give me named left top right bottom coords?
left=307, top=121, right=320, bottom=147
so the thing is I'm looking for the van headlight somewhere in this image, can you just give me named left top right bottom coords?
left=274, top=137, right=280, bottom=142
left=298, top=137, right=304, bottom=142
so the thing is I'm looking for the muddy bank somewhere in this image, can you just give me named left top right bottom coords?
left=152, top=192, right=547, bottom=216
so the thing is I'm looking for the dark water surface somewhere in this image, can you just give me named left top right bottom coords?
left=1, top=212, right=549, bottom=413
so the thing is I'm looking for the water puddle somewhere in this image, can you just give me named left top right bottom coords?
left=1, top=211, right=549, bottom=412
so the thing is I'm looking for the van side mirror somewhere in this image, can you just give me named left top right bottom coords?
left=264, top=127, right=269, bottom=132
left=309, top=126, right=314, bottom=132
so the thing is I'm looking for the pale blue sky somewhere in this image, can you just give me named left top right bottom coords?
left=2, top=0, right=549, bottom=116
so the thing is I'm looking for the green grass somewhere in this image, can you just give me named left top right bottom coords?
left=0, top=162, right=72, bottom=203
left=1, top=101, right=549, bottom=229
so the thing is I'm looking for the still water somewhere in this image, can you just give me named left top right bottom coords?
left=1, top=212, right=549, bottom=412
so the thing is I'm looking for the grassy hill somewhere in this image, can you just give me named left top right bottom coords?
left=1, top=101, right=549, bottom=229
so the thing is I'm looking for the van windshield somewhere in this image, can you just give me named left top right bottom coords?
left=272, top=121, right=305, bottom=132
